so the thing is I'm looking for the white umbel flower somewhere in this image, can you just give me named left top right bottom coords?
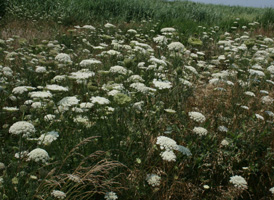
left=218, top=126, right=228, bottom=132
left=29, top=91, right=52, bottom=99
left=185, top=65, right=198, bottom=75
left=146, top=174, right=161, bottom=187
left=156, top=136, right=178, bottom=151
left=160, top=150, right=176, bottom=162
left=69, top=70, right=95, bottom=80
left=193, top=127, right=208, bottom=136
left=104, top=191, right=118, bottom=200
left=12, top=86, right=35, bottom=94
left=0, top=162, right=5, bottom=170
left=244, top=91, right=255, bottom=97
left=27, top=148, right=49, bottom=163
left=127, top=75, right=144, bottom=83
left=161, top=27, right=176, bottom=33
left=153, top=79, right=172, bottom=90
left=55, top=53, right=71, bottom=63
left=229, top=175, right=248, bottom=190
left=267, top=65, right=274, bottom=74
left=130, top=83, right=155, bottom=93
left=104, top=23, right=116, bottom=28
left=109, top=65, right=128, bottom=75
left=90, top=96, right=110, bottom=105
left=167, top=42, right=185, bottom=52
left=9, top=121, right=35, bottom=137
left=38, top=131, right=59, bottom=145
left=270, top=187, right=274, bottom=195
left=248, top=69, right=265, bottom=77
left=221, top=139, right=229, bottom=146
left=82, top=25, right=95, bottom=30
left=79, top=59, right=102, bottom=67
left=51, top=190, right=66, bottom=199
left=188, top=111, right=206, bottom=123
left=255, top=114, right=264, bottom=120
left=44, top=114, right=56, bottom=121
left=153, top=35, right=167, bottom=45
left=58, top=96, right=79, bottom=107
left=68, top=174, right=81, bottom=183
left=46, top=84, right=68, bottom=92
left=261, top=96, right=274, bottom=105
left=35, top=66, right=47, bottom=73
left=80, top=102, right=94, bottom=109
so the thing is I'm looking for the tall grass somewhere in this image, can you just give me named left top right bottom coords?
left=5, top=0, right=274, bottom=28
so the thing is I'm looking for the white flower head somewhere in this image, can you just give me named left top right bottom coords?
left=29, top=91, right=52, bottom=99
left=153, top=35, right=167, bottom=45
left=109, top=65, right=128, bottom=75
left=15, top=151, right=29, bottom=159
left=229, top=175, right=248, bottom=190
left=218, top=126, right=228, bottom=132
left=9, top=121, right=35, bottom=137
left=130, top=83, right=155, bottom=93
left=161, top=27, right=176, bottom=33
left=68, top=174, right=81, bottom=183
left=104, top=191, right=118, bottom=200
left=255, top=114, right=264, bottom=120
left=46, top=84, right=68, bottom=92
left=270, top=187, right=274, bottom=195
left=12, top=86, right=35, bottom=95
left=104, top=23, right=116, bottom=28
left=146, top=173, right=161, bottom=187
left=167, top=42, right=185, bottom=52
left=27, top=148, right=49, bottom=163
left=193, top=127, right=208, bottom=136
left=91, top=96, right=110, bottom=105
left=55, top=53, right=72, bottom=63
left=44, top=114, right=56, bottom=121
left=58, top=96, right=79, bottom=107
left=188, top=111, right=206, bottom=123
left=35, top=66, right=47, bottom=73
left=82, top=25, right=96, bottom=30
left=160, top=150, right=176, bottom=162
left=261, top=96, right=274, bottom=105
left=221, top=139, right=229, bottom=146
left=38, top=131, right=59, bottom=145
left=153, top=79, right=172, bottom=90
left=51, top=190, right=66, bottom=199
left=244, top=91, right=255, bottom=97
left=156, top=136, right=177, bottom=151
left=0, top=162, right=5, bottom=170
left=69, top=70, right=95, bottom=80
left=80, top=59, right=102, bottom=67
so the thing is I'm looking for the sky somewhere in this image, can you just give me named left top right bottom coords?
left=186, top=0, right=274, bottom=8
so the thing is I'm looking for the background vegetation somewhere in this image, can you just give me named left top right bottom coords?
left=0, top=0, right=274, bottom=200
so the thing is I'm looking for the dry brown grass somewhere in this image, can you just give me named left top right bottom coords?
left=0, top=19, right=68, bottom=44
left=33, top=137, right=126, bottom=200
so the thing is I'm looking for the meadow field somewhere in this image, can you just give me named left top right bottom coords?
left=0, top=0, right=274, bottom=199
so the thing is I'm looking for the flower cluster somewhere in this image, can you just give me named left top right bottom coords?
left=51, top=190, right=66, bottom=199
left=229, top=175, right=248, bottom=190
left=27, top=148, right=50, bottom=163
left=188, top=111, right=206, bottom=123
left=104, top=191, right=118, bottom=200
left=146, top=173, right=161, bottom=187
left=193, top=127, right=208, bottom=136
left=9, top=121, right=36, bottom=137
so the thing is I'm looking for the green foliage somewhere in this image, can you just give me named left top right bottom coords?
left=6, top=0, right=274, bottom=29
left=1, top=2, right=274, bottom=200
left=0, top=0, right=7, bottom=18
left=188, top=37, right=203, bottom=46
left=260, top=8, right=274, bottom=25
